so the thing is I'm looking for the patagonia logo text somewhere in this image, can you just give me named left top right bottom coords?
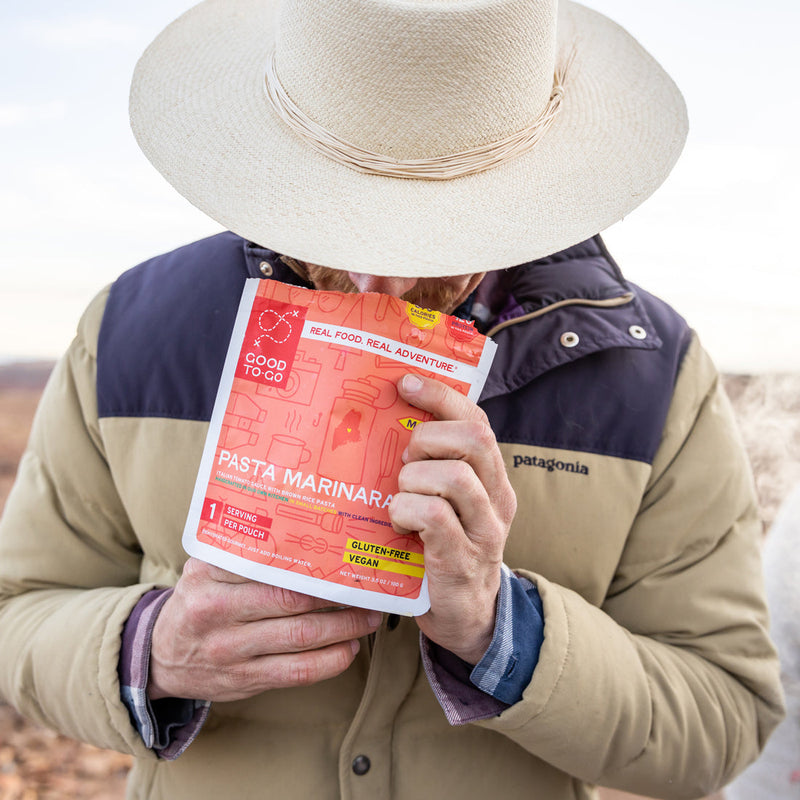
left=512, top=455, right=589, bottom=475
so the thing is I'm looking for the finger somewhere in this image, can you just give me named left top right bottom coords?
left=229, top=583, right=353, bottom=623
left=182, top=558, right=349, bottom=623
left=183, top=557, right=253, bottom=585
left=232, top=607, right=382, bottom=659
left=389, top=491, right=471, bottom=566
left=405, top=418, right=509, bottom=499
left=403, top=419, right=496, bottom=462
left=397, top=375, right=512, bottom=509
left=397, top=373, right=488, bottom=424
left=222, top=640, right=363, bottom=697
left=401, top=415, right=516, bottom=531
left=396, top=459, right=493, bottom=539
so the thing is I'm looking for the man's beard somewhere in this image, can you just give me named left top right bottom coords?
left=302, top=263, right=476, bottom=314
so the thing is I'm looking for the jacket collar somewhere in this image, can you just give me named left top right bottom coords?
left=478, top=236, right=662, bottom=400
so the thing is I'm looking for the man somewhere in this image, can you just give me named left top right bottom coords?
left=0, top=0, right=784, bottom=798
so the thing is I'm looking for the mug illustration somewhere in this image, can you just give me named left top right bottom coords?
left=268, top=434, right=312, bottom=469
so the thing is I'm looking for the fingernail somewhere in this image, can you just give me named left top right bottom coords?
left=402, top=374, right=423, bottom=393
left=350, top=639, right=361, bottom=655
left=367, top=611, right=382, bottom=627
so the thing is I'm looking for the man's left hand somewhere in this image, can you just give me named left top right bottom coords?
left=390, top=373, right=517, bottom=665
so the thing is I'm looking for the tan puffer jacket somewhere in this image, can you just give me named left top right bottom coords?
left=0, top=235, right=785, bottom=799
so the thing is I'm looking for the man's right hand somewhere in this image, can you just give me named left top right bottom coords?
left=148, top=558, right=382, bottom=701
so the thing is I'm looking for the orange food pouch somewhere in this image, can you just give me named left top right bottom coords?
left=183, top=279, right=496, bottom=614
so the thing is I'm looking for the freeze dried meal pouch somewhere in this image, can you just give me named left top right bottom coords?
left=183, top=279, right=496, bottom=615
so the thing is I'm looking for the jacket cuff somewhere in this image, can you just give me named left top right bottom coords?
left=118, top=588, right=210, bottom=760
left=421, top=565, right=545, bottom=724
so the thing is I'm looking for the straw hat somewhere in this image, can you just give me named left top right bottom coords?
left=130, top=0, right=688, bottom=277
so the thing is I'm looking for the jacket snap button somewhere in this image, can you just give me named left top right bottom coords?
left=560, top=331, right=579, bottom=348
left=352, top=755, right=371, bottom=775
left=628, top=325, right=647, bottom=340
left=259, top=260, right=273, bottom=277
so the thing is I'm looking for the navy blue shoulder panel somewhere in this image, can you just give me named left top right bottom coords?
left=482, top=285, right=694, bottom=465
left=97, top=232, right=252, bottom=421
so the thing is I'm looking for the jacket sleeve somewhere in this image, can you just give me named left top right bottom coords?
left=0, top=288, right=161, bottom=759
left=476, top=335, right=785, bottom=799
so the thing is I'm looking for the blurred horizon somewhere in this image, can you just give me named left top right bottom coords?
left=1, top=0, right=798, bottom=372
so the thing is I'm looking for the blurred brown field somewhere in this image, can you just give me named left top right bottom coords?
left=1, top=361, right=797, bottom=800
left=0, top=363, right=130, bottom=800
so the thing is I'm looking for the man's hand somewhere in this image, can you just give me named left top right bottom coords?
left=391, top=374, right=516, bottom=665
left=148, top=558, right=382, bottom=701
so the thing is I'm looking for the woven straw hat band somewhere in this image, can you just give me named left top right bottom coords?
left=274, top=0, right=558, bottom=161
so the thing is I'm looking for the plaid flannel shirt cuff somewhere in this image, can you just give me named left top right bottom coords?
left=421, top=565, right=544, bottom=725
left=119, top=588, right=210, bottom=760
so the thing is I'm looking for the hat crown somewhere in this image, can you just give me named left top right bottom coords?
left=274, top=0, right=558, bottom=159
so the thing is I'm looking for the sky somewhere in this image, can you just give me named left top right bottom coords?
left=0, top=0, right=798, bottom=372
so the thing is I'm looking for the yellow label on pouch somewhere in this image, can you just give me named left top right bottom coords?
left=346, top=537, right=425, bottom=565
left=344, top=537, right=425, bottom=577
left=406, top=304, right=441, bottom=329
left=343, top=551, right=425, bottom=578
left=398, top=417, right=424, bottom=430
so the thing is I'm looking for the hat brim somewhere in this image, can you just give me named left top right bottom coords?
left=130, top=0, right=687, bottom=277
